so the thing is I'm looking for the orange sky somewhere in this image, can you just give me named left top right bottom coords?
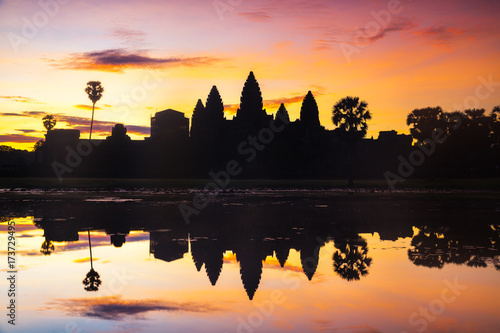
left=1, top=0, right=499, bottom=150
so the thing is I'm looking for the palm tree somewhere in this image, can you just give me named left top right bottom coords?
left=332, top=96, right=371, bottom=187
left=82, top=229, right=101, bottom=291
left=42, top=115, right=56, bottom=132
left=84, top=81, right=104, bottom=140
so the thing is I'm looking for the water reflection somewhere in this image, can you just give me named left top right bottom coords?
left=408, top=224, right=500, bottom=269
left=26, top=218, right=500, bottom=300
left=40, top=239, right=54, bottom=255
left=332, top=236, right=372, bottom=281
left=83, top=229, right=102, bottom=292
left=2, top=192, right=500, bottom=302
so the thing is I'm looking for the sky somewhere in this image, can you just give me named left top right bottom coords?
left=1, top=0, right=500, bottom=150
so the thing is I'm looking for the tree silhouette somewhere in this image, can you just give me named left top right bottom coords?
left=332, top=236, right=372, bottom=281
left=42, top=115, right=56, bottom=132
left=40, top=239, right=54, bottom=255
left=84, top=81, right=104, bottom=140
left=82, top=229, right=101, bottom=291
left=33, top=139, right=44, bottom=152
left=332, top=96, right=371, bottom=186
left=491, top=105, right=500, bottom=148
left=406, top=107, right=446, bottom=142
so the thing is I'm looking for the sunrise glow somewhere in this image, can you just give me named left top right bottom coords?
left=1, top=0, right=499, bottom=150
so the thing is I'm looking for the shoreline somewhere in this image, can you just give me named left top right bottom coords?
left=1, top=177, right=500, bottom=189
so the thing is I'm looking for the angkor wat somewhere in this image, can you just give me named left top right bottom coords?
left=2, top=72, right=499, bottom=181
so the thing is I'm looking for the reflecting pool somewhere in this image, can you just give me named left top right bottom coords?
left=1, top=189, right=499, bottom=332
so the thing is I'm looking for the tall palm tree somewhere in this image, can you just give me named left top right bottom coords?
left=42, top=115, right=56, bottom=133
left=82, top=229, right=101, bottom=291
left=332, top=96, right=371, bottom=187
left=84, top=81, right=104, bottom=140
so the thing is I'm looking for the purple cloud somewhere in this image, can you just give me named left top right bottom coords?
left=47, top=49, right=222, bottom=73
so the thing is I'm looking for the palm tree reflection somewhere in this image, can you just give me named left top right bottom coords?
left=332, top=236, right=372, bottom=281
left=82, top=229, right=102, bottom=291
left=40, top=239, right=54, bottom=255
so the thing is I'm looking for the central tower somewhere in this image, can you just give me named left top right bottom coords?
left=234, top=71, right=271, bottom=132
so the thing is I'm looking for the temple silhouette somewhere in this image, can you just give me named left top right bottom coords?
left=2, top=71, right=499, bottom=179
left=4, top=71, right=419, bottom=179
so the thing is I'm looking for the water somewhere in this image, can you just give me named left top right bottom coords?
left=1, top=189, right=499, bottom=332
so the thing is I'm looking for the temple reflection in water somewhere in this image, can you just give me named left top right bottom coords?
left=4, top=192, right=498, bottom=301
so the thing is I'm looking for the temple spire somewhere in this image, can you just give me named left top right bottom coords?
left=235, top=71, right=268, bottom=131
left=276, top=103, right=290, bottom=124
left=190, top=99, right=206, bottom=138
left=205, top=85, right=225, bottom=124
left=300, top=91, right=320, bottom=128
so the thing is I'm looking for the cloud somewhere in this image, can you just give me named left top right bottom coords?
left=223, top=104, right=239, bottom=115
left=414, top=25, right=467, bottom=45
left=15, top=129, right=39, bottom=133
left=0, top=111, right=150, bottom=137
left=47, top=233, right=151, bottom=253
left=73, top=104, right=103, bottom=111
left=238, top=11, right=272, bottom=22
left=0, top=134, right=42, bottom=144
left=359, top=20, right=416, bottom=44
left=0, top=96, right=44, bottom=104
left=109, top=28, right=147, bottom=46
left=263, top=95, right=308, bottom=110
left=126, top=125, right=151, bottom=136
left=317, top=18, right=416, bottom=49
left=316, top=324, right=383, bottom=333
left=58, top=116, right=150, bottom=136
left=73, top=257, right=99, bottom=263
left=42, top=296, right=220, bottom=320
left=56, top=114, right=149, bottom=136
left=47, top=49, right=222, bottom=73
left=1, top=111, right=46, bottom=117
